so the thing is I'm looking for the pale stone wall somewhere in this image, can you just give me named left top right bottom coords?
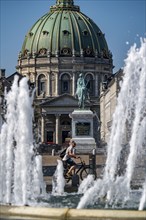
left=100, top=71, right=122, bottom=144
left=17, top=55, right=113, bottom=146
left=18, top=56, right=112, bottom=100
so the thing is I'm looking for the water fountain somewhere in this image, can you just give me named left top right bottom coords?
left=0, top=39, right=145, bottom=219
left=0, top=76, right=46, bottom=205
left=77, top=38, right=146, bottom=209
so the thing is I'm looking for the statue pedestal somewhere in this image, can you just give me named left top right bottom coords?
left=69, top=109, right=96, bottom=154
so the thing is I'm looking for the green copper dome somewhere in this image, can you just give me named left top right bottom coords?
left=21, top=0, right=109, bottom=58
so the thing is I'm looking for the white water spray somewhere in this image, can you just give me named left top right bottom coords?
left=0, top=76, right=46, bottom=205
left=77, top=39, right=146, bottom=209
left=52, top=160, right=65, bottom=195
left=78, top=175, right=94, bottom=194
left=139, top=179, right=146, bottom=210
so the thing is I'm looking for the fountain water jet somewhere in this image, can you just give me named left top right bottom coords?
left=52, top=159, right=65, bottom=195
left=77, top=39, right=146, bottom=209
left=0, top=76, right=46, bottom=205
left=78, top=175, right=94, bottom=194
left=139, top=179, right=146, bottom=210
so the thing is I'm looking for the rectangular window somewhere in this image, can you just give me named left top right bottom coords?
left=63, top=81, right=68, bottom=92
left=41, top=82, right=45, bottom=92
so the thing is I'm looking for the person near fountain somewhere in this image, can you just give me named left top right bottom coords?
left=62, top=139, right=80, bottom=177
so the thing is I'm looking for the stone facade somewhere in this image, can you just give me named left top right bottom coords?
left=100, top=69, right=123, bottom=144
left=17, top=50, right=113, bottom=147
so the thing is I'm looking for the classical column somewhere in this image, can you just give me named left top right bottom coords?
left=55, top=114, right=60, bottom=144
left=95, top=73, right=98, bottom=97
left=41, top=115, right=45, bottom=143
left=36, top=77, right=39, bottom=97
left=47, top=72, right=51, bottom=96
left=72, top=72, right=75, bottom=96
left=55, top=72, right=59, bottom=96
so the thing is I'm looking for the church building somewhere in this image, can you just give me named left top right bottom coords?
left=5, top=0, right=114, bottom=147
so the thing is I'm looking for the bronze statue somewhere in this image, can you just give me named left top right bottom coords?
left=75, top=73, right=88, bottom=109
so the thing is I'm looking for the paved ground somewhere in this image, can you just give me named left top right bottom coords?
left=42, top=153, right=106, bottom=166
left=41, top=153, right=106, bottom=192
left=41, top=151, right=145, bottom=191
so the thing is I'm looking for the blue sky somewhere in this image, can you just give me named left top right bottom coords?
left=0, top=0, right=146, bottom=76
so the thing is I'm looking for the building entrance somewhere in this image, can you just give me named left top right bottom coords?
left=47, top=131, right=53, bottom=143
left=62, top=131, right=70, bottom=144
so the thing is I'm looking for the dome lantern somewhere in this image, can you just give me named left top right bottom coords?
left=51, top=0, right=80, bottom=11
left=56, top=0, right=74, bottom=6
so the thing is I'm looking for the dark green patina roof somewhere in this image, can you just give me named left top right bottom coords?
left=21, top=0, right=109, bottom=58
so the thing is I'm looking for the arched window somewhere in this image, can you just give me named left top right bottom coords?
left=61, top=73, right=70, bottom=94
left=85, top=74, right=94, bottom=96
left=38, top=74, right=46, bottom=96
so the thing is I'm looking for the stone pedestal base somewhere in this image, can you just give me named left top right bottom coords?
left=73, top=137, right=96, bottom=154
left=70, top=109, right=96, bottom=154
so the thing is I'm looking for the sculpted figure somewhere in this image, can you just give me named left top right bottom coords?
left=75, top=73, right=87, bottom=109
